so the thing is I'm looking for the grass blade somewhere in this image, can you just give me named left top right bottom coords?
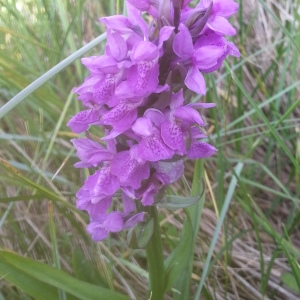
left=0, top=33, right=106, bottom=119
left=194, top=162, right=244, bottom=298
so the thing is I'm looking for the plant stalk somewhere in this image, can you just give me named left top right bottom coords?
left=146, top=205, right=164, bottom=300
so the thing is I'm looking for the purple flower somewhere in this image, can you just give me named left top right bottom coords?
left=110, top=147, right=150, bottom=189
left=173, top=23, right=231, bottom=94
left=79, top=163, right=120, bottom=203
left=198, top=0, right=239, bottom=36
left=67, top=108, right=99, bottom=133
left=87, top=212, right=124, bottom=241
left=127, top=0, right=158, bottom=17
left=87, top=211, right=145, bottom=241
left=68, top=0, right=239, bottom=241
left=116, top=41, right=160, bottom=98
left=71, top=138, right=113, bottom=168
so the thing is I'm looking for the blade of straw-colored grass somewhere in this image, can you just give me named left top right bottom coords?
left=7, top=160, right=70, bottom=185
left=194, top=162, right=244, bottom=299
left=0, top=32, right=106, bottom=120
left=51, top=147, right=76, bottom=181
left=257, top=0, right=300, bottom=53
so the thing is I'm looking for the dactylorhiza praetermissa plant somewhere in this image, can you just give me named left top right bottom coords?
left=68, top=0, right=240, bottom=241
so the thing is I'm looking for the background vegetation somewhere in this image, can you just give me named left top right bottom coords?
left=0, top=0, right=299, bottom=299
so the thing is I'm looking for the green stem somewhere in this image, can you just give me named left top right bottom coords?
left=146, top=206, right=164, bottom=300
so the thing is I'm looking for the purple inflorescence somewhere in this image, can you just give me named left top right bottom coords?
left=68, top=0, right=239, bottom=241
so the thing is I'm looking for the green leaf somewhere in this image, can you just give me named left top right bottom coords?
left=136, top=218, right=154, bottom=249
left=158, top=192, right=204, bottom=210
left=0, top=259, right=61, bottom=300
left=281, top=273, right=300, bottom=293
left=164, top=160, right=205, bottom=298
left=163, top=218, right=193, bottom=292
left=0, top=250, right=130, bottom=300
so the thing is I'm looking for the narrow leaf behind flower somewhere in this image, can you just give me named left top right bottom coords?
left=164, top=160, right=205, bottom=299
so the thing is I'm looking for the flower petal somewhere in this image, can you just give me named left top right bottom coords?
left=170, top=90, right=184, bottom=110
left=188, top=102, right=216, bottom=108
left=187, top=141, right=217, bottom=159
left=158, top=26, right=174, bottom=49
left=173, top=23, right=194, bottom=59
left=184, top=66, right=206, bottom=95
left=132, top=117, right=154, bottom=137
left=124, top=212, right=145, bottom=229
left=103, top=212, right=124, bottom=232
left=141, top=182, right=158, bottom=206
left=101, top=100, right=138, bottom=131
left=144, top=108, right=166, bottom=127
left=128, top=62, right=159, bottom=97
left=193, top=46, right=225, bottom=69
left=86, top=222, right=108, bottom=241
left=131, top=41, right=159, bottom=62
left=122, top=192, right=136, bottom=214
left=207, top=16, right=237, bottom=36
left=212, top=0, right=239, bottom=18
left=161, top=121, right=186, bottom=154
left=71, top=138, right=113, bottom=168
left=81, top=55, right=119, bottom=74
left=106, top=29, right=127, bottom=61
left=110, top=151, right=150, bottom=189
left=84, top=164, right=120, bottom=202
left=138, top=129, right=174, bottom=161
left=67, top=109, right=99, bottom=133
left=153, top=159, right=184, bottom=184
left=174, top=105, right=205, bottom=126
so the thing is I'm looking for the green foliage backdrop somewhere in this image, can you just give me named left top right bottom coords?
left=0, top=0, right=300, bottom=299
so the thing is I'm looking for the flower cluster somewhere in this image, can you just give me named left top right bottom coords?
left=68, top=0, right=239, bottom=241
